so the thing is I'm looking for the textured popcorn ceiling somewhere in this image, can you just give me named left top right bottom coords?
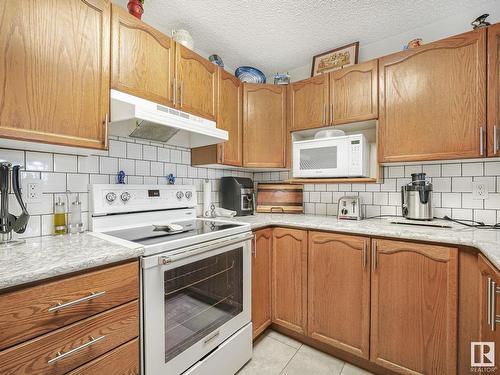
left=116, top=0, right=495, bottom=76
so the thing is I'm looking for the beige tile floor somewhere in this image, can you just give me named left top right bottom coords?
left=238, top=330, right=374, bottom=375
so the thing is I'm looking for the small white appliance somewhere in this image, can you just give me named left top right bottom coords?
left=337, top=196, right=362, bottom=220
left=109, top=89, right=228, bottom=148
left=89, top=184, right=252, bottom=375
left=292, top=134, right=369, bottom=178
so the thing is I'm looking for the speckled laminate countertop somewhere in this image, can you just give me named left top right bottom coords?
left=0, top=232, right=144, bottom=290
left=230, top=213, right=500, bottom=269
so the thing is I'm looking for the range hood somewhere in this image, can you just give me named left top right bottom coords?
left=109, top=89, right=228, bottom=148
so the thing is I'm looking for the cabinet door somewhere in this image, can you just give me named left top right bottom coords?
left=370, top=239, right=458, bottom=375
left=175, top=44, right=218, bottom=121
left=379, top=29, right=486, bottom=162
left=272, top=228, right=307, bottom=334
left=218, top=69, right=243, bottom=166
left=111, top=4, right=174, bottom=107
left=478, top=255, right=500, bottom=368
left=308, top=232, right=370, bottom=359
left=0, top=0, right=110, bottom=149
left=243, top=84, right=287, bottom=168
left=288, top=75, right=329, bottom=131
left=330, top=59, right=378, bottom=125
left=488, top=23, right=500, bottom=157
left=252, top=228, right=272, bottom=339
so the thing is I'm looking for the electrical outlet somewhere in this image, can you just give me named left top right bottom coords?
left=472, top=181, right=488, bottom=200
left=22, top=178, right=42, bottom=203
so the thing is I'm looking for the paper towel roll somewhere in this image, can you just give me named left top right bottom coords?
left=203, top=179, right=211, bottom=217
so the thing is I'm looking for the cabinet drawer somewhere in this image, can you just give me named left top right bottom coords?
left=0, top=261, right=138, bottom=350
left=0, top=300, right=138, bottom=375
left=68, top=338, right=139, bottom=375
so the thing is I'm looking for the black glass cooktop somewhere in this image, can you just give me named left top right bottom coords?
left=103, top=219, right=242, bottom=246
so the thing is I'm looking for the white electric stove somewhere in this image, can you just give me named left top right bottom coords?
left=89, top=184, right=253, bottom=375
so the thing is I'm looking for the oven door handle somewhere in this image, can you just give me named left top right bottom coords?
left=142, top=232, right=254, bottom=269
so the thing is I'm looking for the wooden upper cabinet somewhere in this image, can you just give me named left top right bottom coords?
left=488, top=23, right=500, bottom=157
left=252, top=228, right=273, bottom=339
left=478, top=255, right=500, bottom=367
left=243, top=84, right=287, bottom=168
left=175, top=44, right=218, bottom=121
left=330, top=59, right=378, bottom=125
left=111, top=4, right=174, bottom=107
left=288, top=75, right=329, bottom=131
left=191, top=69, right=242, bottom=166
left=308, top=232, right=370, bottom=359
left=0, top=0, right=110, bottom=149
left=272, top=228, right=307, bottom=335
left=370, top=239, right=458, bottom=375
left=379, top=29, right=486, bottom=163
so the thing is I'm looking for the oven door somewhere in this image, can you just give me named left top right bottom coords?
left=142, top=233, right=252, bottom=375
left=292, top=138, right=350, bottom=178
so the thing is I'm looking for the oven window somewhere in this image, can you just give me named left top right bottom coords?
left=300, top=146, right=338, bottom=170
left=164, top=248, right=243, bottom=363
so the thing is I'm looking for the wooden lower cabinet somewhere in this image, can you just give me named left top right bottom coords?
left=478, top=255, right=500, bottom=368
left=272, top=228, right=308, bottom=334
left=68, top=338, right=139, bottom=375
left=307, top=232, right=370, bottom=359
left=252, top=228, right=273, bottom=338
left=370, top=239, right=458, bottom=375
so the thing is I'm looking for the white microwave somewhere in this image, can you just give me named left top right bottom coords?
left=292, top=134, right=369, bottom=178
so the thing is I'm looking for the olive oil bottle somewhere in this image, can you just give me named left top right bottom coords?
left=54, top=197, right=67, bottom=235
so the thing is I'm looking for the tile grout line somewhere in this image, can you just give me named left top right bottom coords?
left=277, top=342, right=302, bottom=375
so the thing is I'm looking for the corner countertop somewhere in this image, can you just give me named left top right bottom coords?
left=0, top=232, right=144, bottom=291
left=229, top=213, right=500, bottom=269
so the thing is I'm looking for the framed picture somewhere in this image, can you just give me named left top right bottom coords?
left=311, top=41, right=359, bottom=76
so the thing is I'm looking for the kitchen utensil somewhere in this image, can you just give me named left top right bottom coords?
left=401, top=173, right=433, bottom=220
left=337, top=196, right=362, bottom=220
left=256, top=183, right=303, bottom=214
left=11, top=165, right=29, bottom=233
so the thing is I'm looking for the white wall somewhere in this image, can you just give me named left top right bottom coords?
left=288, top=2, right=500, bottom=82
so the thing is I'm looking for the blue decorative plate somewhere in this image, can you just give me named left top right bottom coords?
left=235, top=66, right=266, bottom=83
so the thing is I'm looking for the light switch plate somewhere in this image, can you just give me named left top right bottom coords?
left=22, top=178, right=42, bottom=203
left=472, top=181, right=488, bottom=200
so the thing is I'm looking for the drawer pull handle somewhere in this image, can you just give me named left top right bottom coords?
left=48, top=291, right=106, bottom=313
left=203, top=330, right=220, bottom=344
left=48, top=335, right=105, bottom=365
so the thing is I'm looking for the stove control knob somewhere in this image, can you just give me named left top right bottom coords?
left=185, top=191, right=193, bottom=200
left=105, top=192, right=117, bottom=203
left=121, top=192, right=131, bottom=202
left=176, top=191, right=184, bottom=200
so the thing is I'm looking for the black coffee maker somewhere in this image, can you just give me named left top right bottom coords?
left=220, top=177, right=254, bottom=216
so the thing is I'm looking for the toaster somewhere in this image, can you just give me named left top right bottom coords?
left=337, top=196, right=362, bottom=220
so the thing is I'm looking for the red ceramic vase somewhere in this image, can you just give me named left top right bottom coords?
left=127, top=0, right=144, bottom=20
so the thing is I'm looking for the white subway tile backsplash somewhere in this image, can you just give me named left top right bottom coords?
left=320, top=192, right=333, bottom=203
left=432, top=178, right=452, bottom=192
left=41, top=172, right=66, bottom=193
left=100, top=156, right=118, bottom=174
left=78, top=156, right=99, bottom=174
left=118, top=159, right=135, bottom=175
left=143, top=145, right=157, bottom=161
left=67, top=174, right=89, bottom=193
left=405, top=165, right=422, bottom=175
left=451, top=208, right=472, bottom=221
left=109, top=140, right=127, bottom=158
left=0, top=149, right=24, bottom=166
left=171, top=149, right=182, bottom=163
left=485, top=194, right=500, bottom=210
left=441, top=193, right=461, bottom=208
left=373, top=192, right=388, bottom=205
left=135, top=160, right=151, bottom=176
left=462, top=162, right=483, bottom=176
left=158, top=148, right=170, bottom=162
left=442, top=163, right=461, bottom=177
left=452, top=177, right=472, bottom=192
left=474, top=209, right=497, bottom=224
left=485, top=162, right=500, bottom=176
left=422, top=164, right=441, bottom=177
left=150, top=162, right=164, bottom=177
left=54, top=154, right=77, bottom=173
left=26, top=152, right=53, bottom=171
left=127, top=143, right=143, bottom=159
left=310, top=192, right=321, bottom=203
left=462, top=193, right=484, bottom=209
